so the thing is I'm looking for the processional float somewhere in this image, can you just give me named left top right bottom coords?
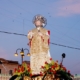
left=10, top=14, right=73, bottom=80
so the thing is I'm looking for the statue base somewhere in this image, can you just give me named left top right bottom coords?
left=23, top=74, right=57, bottom=80
left=23, top=76, right=43, bottom=80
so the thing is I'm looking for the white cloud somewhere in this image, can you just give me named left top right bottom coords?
left=49, top=0, right=80, bottom=17
left=57, top=3, right=80, bottom=16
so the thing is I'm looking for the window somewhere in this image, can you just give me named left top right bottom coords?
left=9, top=70, right=13, bottom=75
left=0, top=69, right=1, bottom=74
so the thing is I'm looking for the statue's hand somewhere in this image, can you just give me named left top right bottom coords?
left=28, top=31, right=34, bottom=35
left=28, top=31, right=34, bottom=39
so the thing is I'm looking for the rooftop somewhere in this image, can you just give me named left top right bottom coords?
left=0, top=58, right=30, bottom=65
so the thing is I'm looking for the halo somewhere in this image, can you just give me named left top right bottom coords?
left=32, top=14, right=47, bottom=27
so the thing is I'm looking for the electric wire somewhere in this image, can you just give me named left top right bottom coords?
left=0, top=30, right=80, bottom=50
left=1, top=0, right=79, bottom=44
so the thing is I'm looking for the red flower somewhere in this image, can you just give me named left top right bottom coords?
left=21, top=66, right=24, bottom=72
left=18, top=69, right=20, bottom=72
left=51, top=65, right=55, bottom=68
left=45, top=61, right=48, bottom=64
left=50, top=58, right=52, bottom=60
left=62, top=67, right=66, bottom=71
left=68, top=70, right=70, bottom=73
left=30, top=73, right=32, bottom=77
left=18, top=65, right=20, bottom=69
left=54, top=63, right=58, bottom=67
left=41, top=66, right=44, bottom=68
left=28, top=68, right=30, bottom=72
left=53, top=71, right=56, bottom=74
left=50, top=69, right=53, bottom=72
left=65, top=68, right=66, bottom=71
left=40, top=72, right=43, bottom=76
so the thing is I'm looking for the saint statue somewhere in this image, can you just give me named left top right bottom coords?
left=27, top=14, right=51, bottom=74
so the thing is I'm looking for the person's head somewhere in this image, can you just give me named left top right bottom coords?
left=35, top=20, right=42, bottom=27
left=33, top=14, right=47, bottom=27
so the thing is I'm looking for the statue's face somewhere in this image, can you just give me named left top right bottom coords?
left=35, top=20, right=42, bottom=27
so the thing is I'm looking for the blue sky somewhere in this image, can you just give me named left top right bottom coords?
left=0, top=0, right=80, bottom=74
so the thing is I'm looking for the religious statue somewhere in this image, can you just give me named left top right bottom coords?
left=27, top=14, right=51, bottom=74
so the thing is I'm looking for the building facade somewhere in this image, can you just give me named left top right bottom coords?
left=0, top=58, right=30, bottom=80
left=0, top=58, right=19, bottom=75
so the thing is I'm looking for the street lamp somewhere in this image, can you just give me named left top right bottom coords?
left=60, top=53, right=66, bottom=69
left=61, top=53, right=66, bottom=64
left=14, top=48, right=30, bottom=64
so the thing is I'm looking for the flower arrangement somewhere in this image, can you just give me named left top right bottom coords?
left=41, top=58, right=73, bottom=80
left=13, top=62, right=32, bottom=80
left=10, top=58, right=73, bottom=80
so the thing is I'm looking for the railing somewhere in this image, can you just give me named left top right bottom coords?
left=73, top=78, right=80, bottom=80
left=0, top=74, right=11, bottom=80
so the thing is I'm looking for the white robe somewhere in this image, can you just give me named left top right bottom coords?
left=27, top=28, right=51, bottom=74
